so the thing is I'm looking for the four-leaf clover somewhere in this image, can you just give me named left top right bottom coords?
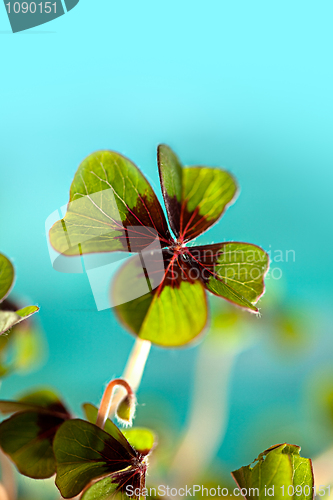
left=49, top=145, right=269, bottom=347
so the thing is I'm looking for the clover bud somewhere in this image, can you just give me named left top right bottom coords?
left=116, top=393, right=136, bottom=427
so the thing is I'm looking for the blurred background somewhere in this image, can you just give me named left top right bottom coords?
left=1, top=0, right=333, bottom=497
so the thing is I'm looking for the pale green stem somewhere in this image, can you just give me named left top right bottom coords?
left=170, top=341, right=239, bottom=485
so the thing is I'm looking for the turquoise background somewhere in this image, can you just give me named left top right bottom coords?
left=1, top=0, right=333, bottom=470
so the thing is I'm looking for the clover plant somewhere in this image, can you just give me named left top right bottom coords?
left=0, top=253, right=39, bottom=336
left=0, top=253, right=40, bottom=377
left=0, top=147, right=316, bottom=500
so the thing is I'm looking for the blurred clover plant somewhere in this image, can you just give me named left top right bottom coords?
left=0, top=253, right=39, bottom=337
left=232, top=444, right=315, bottom=500
left=0, top=253, right=41, bottom=377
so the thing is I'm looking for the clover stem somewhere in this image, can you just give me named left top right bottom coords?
left=96, top=378, right=133, bottom=429
left=96, top=338, right=151, bottom=428
left=140, top=469, right=147, bottom=500
left=0, top=450, right=17, bottom=500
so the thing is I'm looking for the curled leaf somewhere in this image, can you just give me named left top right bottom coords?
left=116, top=393, right=136, bottom=426
left=231, top=443, right=314, bottom=500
